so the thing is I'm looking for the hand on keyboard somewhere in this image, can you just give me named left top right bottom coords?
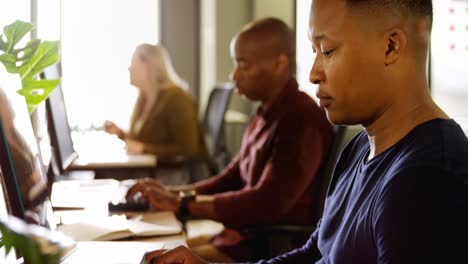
left=108, top=199, right=150, bottom=212
left=126, top=179, right=180, bottom=212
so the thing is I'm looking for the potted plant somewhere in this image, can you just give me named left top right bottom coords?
left=0, top=19, right=60, bottom=112
left=0, top=20, right=66, bottom=264
left=0, top=215, right=75, bottom=264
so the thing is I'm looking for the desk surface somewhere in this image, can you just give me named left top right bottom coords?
left=61, top=239, right=186, bottom=264
left=70, top=131, right=157, bottom=170
left=54, top=210, right=185, bottom=264
left=52, top=179, right=183, bottom=242
left=71, top=154, right=157, bottom=169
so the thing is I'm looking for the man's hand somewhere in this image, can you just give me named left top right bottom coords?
left=141, top=246, right=207, bottom=264
left=126, top=179, right=180, bottom=212
left=126, top=179, right=166, bottom=199
left=126, top=139, right=145, bottom=154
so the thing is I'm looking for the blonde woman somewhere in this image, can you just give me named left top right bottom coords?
left=105, top=44, right=206, bottom=163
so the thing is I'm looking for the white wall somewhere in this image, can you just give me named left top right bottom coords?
left=199, top=0, right=217, bottom=115
left=160, top=0, right=200, bottom=104
left=253, top=0, right=294, bottom=28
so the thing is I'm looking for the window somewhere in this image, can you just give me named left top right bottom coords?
left=296, top=0, right=468, bottom=134
left=431, top=0, right=468, bottom=132
left=295, top=0, right=315, bottom=99
left=37, top=0, right=159, bottom=131
left=0, top=1, right=30, bottom=31
left=0, top=0, right=31, bottom=114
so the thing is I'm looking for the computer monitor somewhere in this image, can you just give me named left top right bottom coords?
left=31, top=101, right=53, bottom=176
left=0, top=86, right=49, bottom=222
left=42, top=63, right=78, bottom=174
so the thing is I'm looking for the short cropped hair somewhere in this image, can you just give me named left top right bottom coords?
left=346, top=0, right=433, bottom=28
left=240, top=17, right=296, bottom=74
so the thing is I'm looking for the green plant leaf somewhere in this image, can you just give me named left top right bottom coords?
left=0, top=20, right=60, bottom=113
left=0, top=225, right=14, bottom=254
left=0, top=34, right=8, bottom=51
left=14, top=39, right=41, bottom=64
left=0, top=216, right=75, bottom=264
left=16, top=39, right=60, bottom=113
left=0, top=53, right=17, bottom=73
left=19, top=40, right=60, bottom=81
left=17, top=79, right=60, bottom=112
left=1, top=20, right=32, bottom=53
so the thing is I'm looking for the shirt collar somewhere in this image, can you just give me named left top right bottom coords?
left=257, top=78, right=298, bottom=121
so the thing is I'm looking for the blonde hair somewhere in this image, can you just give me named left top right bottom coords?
left=135, top=43, right=188, bottom=90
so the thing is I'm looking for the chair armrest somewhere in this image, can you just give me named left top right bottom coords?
left=155, top=155, right=188, bottom=168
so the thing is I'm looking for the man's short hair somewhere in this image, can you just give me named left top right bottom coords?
left=240, top=17, right=296, bottom=74
left=345, top=0, right=433, bottom=28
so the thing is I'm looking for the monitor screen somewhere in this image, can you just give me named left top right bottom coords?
left=42, top=63, right=78, bottom=174
left=0, top=84, right=48, bottom=220
left=31, top=102, right=52, bottom=175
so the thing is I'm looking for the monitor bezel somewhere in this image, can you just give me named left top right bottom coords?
left=42, top=63, right=79, bottom=174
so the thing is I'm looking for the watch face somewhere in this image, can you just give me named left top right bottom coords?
left=180, top=190, right=196, bottom=200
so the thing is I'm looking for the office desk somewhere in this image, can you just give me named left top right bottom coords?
left=51, top=179, right=184, bottom=242
left=60, top=240, right=184, bottom=264
left=69, top=131, right=157, bottom=179
left=71, top=153, right=156, bottom=170
left=54, top=213, right=185, bottom=263
left=9, top=240, right=182, bottom=264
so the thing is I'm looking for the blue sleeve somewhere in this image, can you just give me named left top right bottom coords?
left=240, top=223, right=322, bottom=264
left=372, top=166, right=467, bottom=264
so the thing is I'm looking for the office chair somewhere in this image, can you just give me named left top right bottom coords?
left=241, top=125, right=362, bottom=260
left=162, top=82, right=234, bottom=183
left=201, top=82, right=234, bottom=175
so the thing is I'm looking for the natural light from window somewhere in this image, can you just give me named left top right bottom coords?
left=0, top=1, right=30, bottom=31
left=38, top=0, right=159, bottom=131
left=296, top=0, right=316, bottom=100
left=0, top=0, right=31, bottom=104
left=431, top=0, right=468, bottom=133
left=296, top=0, right=468, bottom=134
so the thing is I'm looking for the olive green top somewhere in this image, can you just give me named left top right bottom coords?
left=128, top=85, right=207, bottom=160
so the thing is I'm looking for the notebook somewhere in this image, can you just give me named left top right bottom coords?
left=57, top=212, right=182, bottom=241
left=50, top=178, right=182, bottom=241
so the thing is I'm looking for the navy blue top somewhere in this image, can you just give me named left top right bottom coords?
left=252, top=119, right=468, bottom=264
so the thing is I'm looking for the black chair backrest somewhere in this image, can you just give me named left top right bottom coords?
left=202, top=82, right=233, bottom=158
left=240, top=126, right=363, bottom=261
left=314, top=125, right=362, bottom=221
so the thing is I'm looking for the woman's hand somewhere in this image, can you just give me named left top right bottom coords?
left=142, top=246, right=208, bottom=264
left=126, top=139, right=145, bottom=154
left=104, top=120, right=123, bottom=138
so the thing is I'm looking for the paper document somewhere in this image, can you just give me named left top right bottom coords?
left=57, top=213, right=182, bottom=241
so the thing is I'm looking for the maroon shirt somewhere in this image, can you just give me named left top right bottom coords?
left=194, top=79, right=333, bottom=228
